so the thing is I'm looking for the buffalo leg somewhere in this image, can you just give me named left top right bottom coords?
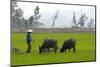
left=64, top=49, right=66, bottom=53
left=68, top=49, right=70, bottom=52
left=47, top=48, right=49, bottom=53
left=73, top=47, right=75, bottom=53
left=43, top=48, right=45, bottom=52
left=54, top=47, right=57, bottom=53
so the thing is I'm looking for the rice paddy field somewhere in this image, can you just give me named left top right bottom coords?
left=11, top=32, right=96, bottom=66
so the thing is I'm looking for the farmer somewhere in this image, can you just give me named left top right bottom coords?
left=26, top=29, right=33, bottom=53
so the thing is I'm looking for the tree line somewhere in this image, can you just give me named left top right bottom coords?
left=11, top=0, right=44, bottom=29
left=11, top=0, right=95, bottom=30
left=72, top=12, right=95, bottom=29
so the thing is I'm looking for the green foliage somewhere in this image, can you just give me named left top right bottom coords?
left=34, top=6, right=40, bottom=17
left=33, top=6, right=43, bottom=28
left=28, top=16, right=34, bottom=27
left=52, top=10, right=59, bottom=28
left=78, top=14, right=88, bottom=28
left=72, top=13, right=88, bottom=28
left=26, top=6, right=44, bottom=28
left=72, top=12, right=77, bottom=28
left=11, top=0, right=24, bottom=28
left=87, top=19, right=94, bottom=29
left=11, top=2, right=43, bottom=29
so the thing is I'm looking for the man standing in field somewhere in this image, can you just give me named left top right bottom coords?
left=26, top=29, right=33, bottom=53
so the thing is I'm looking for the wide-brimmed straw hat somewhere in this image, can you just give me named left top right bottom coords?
left=27, top=29, right=33, bottom=32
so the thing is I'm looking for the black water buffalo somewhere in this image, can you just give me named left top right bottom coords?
left=60, top=39, right=76, bottom=53
left=39, top=39, right=58, bottom=54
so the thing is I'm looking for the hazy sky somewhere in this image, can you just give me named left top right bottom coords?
left=17, top=1, right=95, bottom=28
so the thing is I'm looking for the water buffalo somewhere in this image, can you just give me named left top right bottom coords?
left=39, top=39, right=58, bottom=54
left=60, top=39, right=76, bottom=53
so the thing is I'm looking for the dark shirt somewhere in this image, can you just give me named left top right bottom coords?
left=27, top=32, right=32, bottom=43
